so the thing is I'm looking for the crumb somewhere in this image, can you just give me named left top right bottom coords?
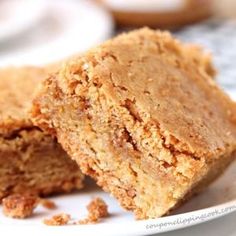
left=78, top=197, right=108, bottom=224
left=77, top=218, right=94, bottom=225
left=43, top=213, right=71, bottom=226
left=40, top=198, right=57, bottom=209
left=2, top=194, right=38, bottom=219
left=87, top=197, right=108, bottom=220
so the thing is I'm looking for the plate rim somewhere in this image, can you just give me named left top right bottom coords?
left=0, top=198, right=235, bottom=236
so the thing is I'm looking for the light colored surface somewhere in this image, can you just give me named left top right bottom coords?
left=0, top=152, right=235, bottom=236
left=101, top=0, right=185, bottom=12
left=0, top=0, right=114, bottom=67
left=0, top=0, right=46, bottom=41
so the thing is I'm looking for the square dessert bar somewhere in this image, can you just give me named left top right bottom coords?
left=32, top=28, right=236, bottom=219
left=0, top=67, right=84, bottom=200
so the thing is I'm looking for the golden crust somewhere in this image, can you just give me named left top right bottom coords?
left=0, top=67, right=46, bottom=135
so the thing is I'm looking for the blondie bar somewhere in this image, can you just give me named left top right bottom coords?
left=0, top=67, right=84, bottom=200
left=31, top=28, right=236, bottom=219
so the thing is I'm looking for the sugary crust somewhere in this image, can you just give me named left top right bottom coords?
left=31, top=28, right=236, bottom=219
left=0, top=67, right=84, bottom=200
left=47, top=28, right=233, bottom=158
left=0, top=67, right=46, bottom=136
left=0, top=66, right=64, bottom=136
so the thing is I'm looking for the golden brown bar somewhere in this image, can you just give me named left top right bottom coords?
left=0, top=67, right=84, bottom=200
left=31, top=28, right=236, bottom=219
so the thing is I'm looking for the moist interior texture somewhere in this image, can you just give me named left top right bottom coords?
left=0, top=127, right=83, bottom=200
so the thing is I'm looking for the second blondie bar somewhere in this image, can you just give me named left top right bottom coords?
left=0, top=67, right=84, bottom=200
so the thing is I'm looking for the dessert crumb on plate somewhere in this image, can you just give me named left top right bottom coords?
left=39, top=199, right=57, bottom=210
left=2, top=194, right=38, bottom=219
left=78, top=197, right=109, bottom=224
left=43, top=213, right=71, bottom=226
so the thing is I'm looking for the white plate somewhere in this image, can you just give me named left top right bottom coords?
left=0, top=152, right=235, bottom=236
left=0, top=0, right=46, bottom=42
left=100, top=0, right=185, bottom=13
left=0, top=0, right=114, bottom=67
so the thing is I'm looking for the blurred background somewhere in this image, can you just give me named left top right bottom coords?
left=0, top=0, right=236, bottom=97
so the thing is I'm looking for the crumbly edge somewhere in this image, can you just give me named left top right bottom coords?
left=0, top=127, right=84, bottom=200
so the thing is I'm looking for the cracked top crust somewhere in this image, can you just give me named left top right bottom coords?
left=54, top=28, right=236, bottom=158
left=0, top=67, right=48, bottom=136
